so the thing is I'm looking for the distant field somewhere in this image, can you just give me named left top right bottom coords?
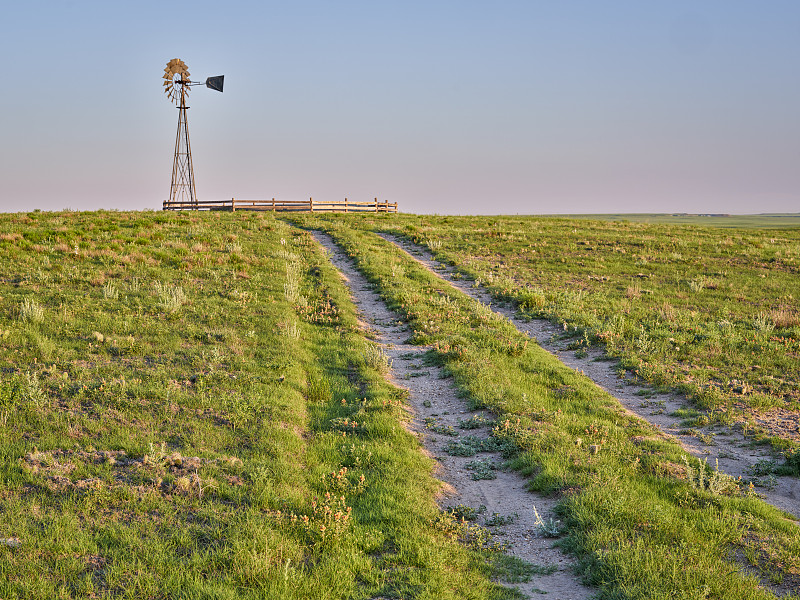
left=558, top=213, right=800, bottom=229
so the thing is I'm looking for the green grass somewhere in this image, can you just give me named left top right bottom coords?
left=558, top=213, right=800, bottom=229
left=289, top=213, right=800, bottom=600
left=367, top=213, right=800, bottom=452
left=4, top=209, right=800, bottom=599
left=0, top=210, right=513, bottom=599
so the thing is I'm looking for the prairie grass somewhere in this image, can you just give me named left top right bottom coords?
left=289, top=213, right=800, bottom=600
left=0, top=210, right=511, bottom=599
left=368, top=214, right=800, bottom=447
left=19, top=298, right=44, bottom=323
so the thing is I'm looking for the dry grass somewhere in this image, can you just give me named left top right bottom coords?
left=771, top=308, right=800, bottom=329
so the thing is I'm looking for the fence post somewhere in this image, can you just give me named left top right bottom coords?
left=344, top=198, right=348, bottom=213
left=374, top=197, right=378, bottom=212
left=310, top=197, right=314, bottom=212
left=231, top=197, right=236, bottom=212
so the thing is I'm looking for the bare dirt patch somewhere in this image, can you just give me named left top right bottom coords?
left=313, top=231, right=594, bottom=599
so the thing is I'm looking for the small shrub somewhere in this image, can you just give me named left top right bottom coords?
left=777, top=448, right=800, bottom=476
left=458, top=414, right=495, bottom=430
left=753, top=311, right=775, bottom=333
left=424, top=417, right=459, bottom=436
left=532, top=505, right=562, bottom=537
left=444, top=504, right=485, bottom=521
left=682, top=455, right=740, bottom=495
left=465, top=458, right=497, bottom=480
left=363, top=344, right=392, bottom=373
left=154, top=282, right=188, bottom=312
left=19, top=298, right=44, bottom=323
left=103, top=281, right=119, bottom=300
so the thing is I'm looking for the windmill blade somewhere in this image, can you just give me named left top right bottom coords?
left=205, top=75, right=224, bottom=92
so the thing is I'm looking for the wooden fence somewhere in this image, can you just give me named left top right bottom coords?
left=163, top=198, right=397, bottom=213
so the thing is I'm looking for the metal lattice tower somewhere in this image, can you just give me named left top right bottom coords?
left=170, top=83, right=197, bottom=206
left=162, top=58, right=224, bottom=208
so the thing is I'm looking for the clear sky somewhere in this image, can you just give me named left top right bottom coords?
left=1, top=1, right=798, bottom=215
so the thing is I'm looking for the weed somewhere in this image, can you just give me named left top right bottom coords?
left=154, top=281, right=188, bottom=312
left=340, top=443, right=375, bottom=469
left=279, top=320, right=302, bottom=340
left=445, top=435, right=506, bottom=457
left=466, top=458, right=498, bottom=480
left=432, top=510, right=505, bottom=552
left=747, top=459, right=777, bottom=477
left=485, top=512, right=518, bottom=527
left=458, top=414, right=495, bottom=430
left=445, top=504, right=486, bottom=521
left=363, top=343, right=393, bottom=372
left=532, top=505, right=562, bottom=537
left=19, top=298, right=44, bottom=323
left=424, top=417, right=459, bottom=436
left=102, top=281, right=119, bottom=300
left=283, top=260, right=306, bottom=305
left=753, top=312, right=775, bottom=333
left=426, top=238, right=443, bottom=251
left=682, top=455, right=741, bottom=495
left=751, top=474, right=779, bottom=491
left=689, top=276, right=710, bottom=292
left=491, top=554, right=557, bottom=583
left=635, top=326, right=655, bottom=354
left=321, top=466, right=367, bottom=495
left=777, top=447, right=800, bottom=476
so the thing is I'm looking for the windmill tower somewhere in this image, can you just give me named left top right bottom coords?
left=163, top=59, right=224, bottom=207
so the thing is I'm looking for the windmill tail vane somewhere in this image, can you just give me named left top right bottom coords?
left=163, top=58, right=223, bottom=207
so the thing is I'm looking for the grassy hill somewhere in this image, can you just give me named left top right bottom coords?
left=0, top=210, right=503, bottom=599
left=1, top=209, right=798, bottom=599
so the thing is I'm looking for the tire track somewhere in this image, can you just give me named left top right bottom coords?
left=312, top=231, right=594, bottom=600
left=379, top=233, right=800, bottom=522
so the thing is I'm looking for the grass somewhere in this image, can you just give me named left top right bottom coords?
left=557, top=213, right=800, bottom=229
left=4, top=208, right=800, bottom=599
left=0, top=210, right=517, bottom=599
left=370, top=214, right=800, bottom=453
left=289, top=213, right=800, bottom=600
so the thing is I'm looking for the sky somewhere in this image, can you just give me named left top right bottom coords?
left=0, top=1, right=798, bottom=215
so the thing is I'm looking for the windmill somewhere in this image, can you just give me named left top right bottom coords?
left=163, top=58, right=224, bottom=207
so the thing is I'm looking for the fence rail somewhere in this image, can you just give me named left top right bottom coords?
left=163, top=198, right=398, bottom=213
